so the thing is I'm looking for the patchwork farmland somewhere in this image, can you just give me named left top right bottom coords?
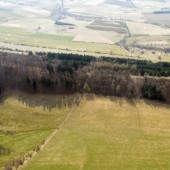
left=0, top=0, right=170, bottom=61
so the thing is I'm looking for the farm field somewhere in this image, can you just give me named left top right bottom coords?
left=0, top=26, right=129, bottom=56
left=0, top=0, right=170, bottom=62
left=126, top=22, right=170, bottom=36
left=0, top=93, right=79, bottom=169
left=1, top=26, right=170, bottom=62
left=0, top=0, right=128, bottom=55
left=22, top=95, right=170, bottom=170
left=126, top=35, right=170, bottom=46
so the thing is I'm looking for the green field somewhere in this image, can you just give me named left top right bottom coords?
left=22, top=96, right=170, bottom=170
left=0, top=27, right=128, bottom=56
left=0, top=93, right=77, bottom=169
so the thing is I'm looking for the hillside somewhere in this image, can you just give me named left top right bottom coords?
left=21, top=96, right=170, bottom=170
left=0, top=93, right=80, bottom=170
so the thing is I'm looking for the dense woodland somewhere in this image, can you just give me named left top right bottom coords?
left=0, top=52, right=170, bottom=103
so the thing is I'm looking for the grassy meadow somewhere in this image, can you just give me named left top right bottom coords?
left=22, top=95, right=170, bottom=170
left=0, top=94, right=75, bottom=169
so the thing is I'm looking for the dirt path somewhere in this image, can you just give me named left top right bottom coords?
left=18, top=106, right=77, bottom=170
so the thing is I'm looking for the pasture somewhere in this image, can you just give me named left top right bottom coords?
left=22, top=96, right=170, bottom=170
left=0, top=93, right=77, bottom=169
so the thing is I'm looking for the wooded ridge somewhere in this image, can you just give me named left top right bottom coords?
left=0, top=52, right=170, bottom=103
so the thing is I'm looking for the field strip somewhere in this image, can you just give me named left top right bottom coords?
left=18, top=106, right=77, bottom=170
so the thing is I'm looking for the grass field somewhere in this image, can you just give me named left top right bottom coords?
left=22, top=95, right=170, bottom=170
left=0, top=93, right=76, bottom=169
left=0, top=26, right=128, bottom=56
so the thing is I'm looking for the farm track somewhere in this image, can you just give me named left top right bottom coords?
left=18, top=105, right=77, bottom=170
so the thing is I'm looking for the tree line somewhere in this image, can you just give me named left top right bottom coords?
left=0, top=52, right=170, bottom=103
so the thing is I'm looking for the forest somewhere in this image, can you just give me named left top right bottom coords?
left=0, top=51, right=170, bottom=103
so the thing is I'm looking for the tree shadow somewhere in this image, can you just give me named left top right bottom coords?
left=143, top=99, right=170, bottom=109
left=109, top=95, right=138, bottom=107
left=1, top=91, right=82, bottom=111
